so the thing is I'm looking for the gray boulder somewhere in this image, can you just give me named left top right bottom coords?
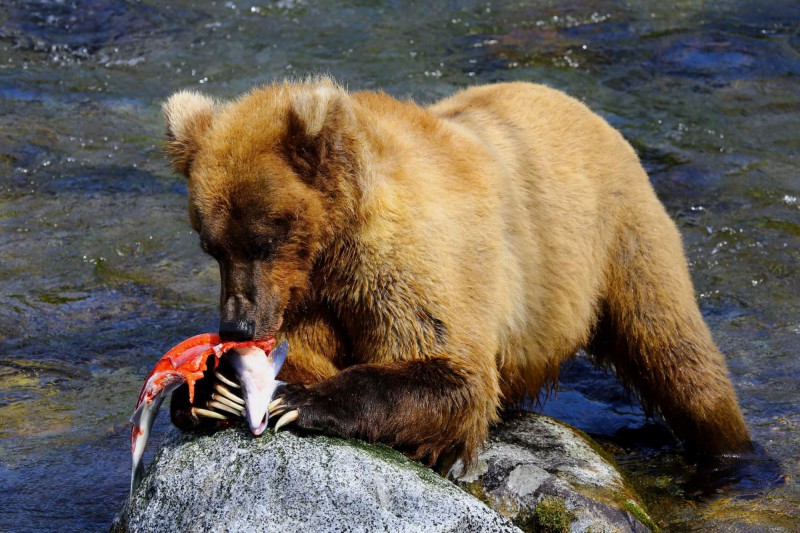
left=113, top=413, right=654, bottom=533
left=113, top=427, right=520, bottom=533
left=456, top=412, right=655, bottom=532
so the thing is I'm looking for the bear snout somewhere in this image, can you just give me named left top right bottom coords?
left=219, top=319, right=256, bottom=342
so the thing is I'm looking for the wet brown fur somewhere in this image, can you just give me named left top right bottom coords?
left=163, top=78, right=752, bottom=468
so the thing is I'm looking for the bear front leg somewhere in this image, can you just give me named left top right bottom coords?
left=271, top=357, right=501, bottom=468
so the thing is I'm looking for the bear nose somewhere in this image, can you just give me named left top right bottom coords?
left=219, top=319, right=255, bottom=342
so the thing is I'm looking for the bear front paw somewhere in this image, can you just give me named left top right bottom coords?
left=270, top=382, right=354, bottom=436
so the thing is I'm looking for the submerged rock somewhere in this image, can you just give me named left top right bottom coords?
left=113, top=413, right=653, bottom=532
left=112, top=427, right=519, bottom=533
left=455, top=412, right=655, bottom=532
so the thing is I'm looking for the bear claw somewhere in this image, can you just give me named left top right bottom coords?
left=211, top=392, right=244, bottom=412
left=208, top=400, right=242, bottom=416
left=268, top=397, right=284, bottom=413
left=192, top=407, right=228, bottom=420
left=274, top=410, right=299, bottom=432
left=214, top=370, right=240, bottom=389
left=214, top=383, right=245, bottom=405
left=268, top=396, right=289, bottom=418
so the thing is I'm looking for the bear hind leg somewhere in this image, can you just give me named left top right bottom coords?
left=589, top=223, right=752, bottom=456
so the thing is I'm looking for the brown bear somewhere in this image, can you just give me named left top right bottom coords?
left=163, top=77, right=752, bottom=468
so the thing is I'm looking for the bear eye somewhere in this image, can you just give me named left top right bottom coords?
left=256, top=217, right=292, bottom=258
left=251, top=237, right=277, bottom=260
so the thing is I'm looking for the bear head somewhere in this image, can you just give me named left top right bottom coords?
left=163, top=79, right=362, bottom=341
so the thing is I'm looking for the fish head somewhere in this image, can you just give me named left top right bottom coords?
left=227, top=340, right=288, bottom=436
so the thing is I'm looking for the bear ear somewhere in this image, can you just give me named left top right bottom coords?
left=283, top=80, right=355, bottom=181
left=163, top=90, right=216, bottom=177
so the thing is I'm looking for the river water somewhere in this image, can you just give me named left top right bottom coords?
left=0, top=0, right=798, bottom=530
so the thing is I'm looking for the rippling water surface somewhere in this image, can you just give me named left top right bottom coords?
left=0, top=1, right=798, bottom=530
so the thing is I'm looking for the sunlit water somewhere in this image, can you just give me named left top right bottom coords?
left=0, top=1, right=798, bottom=530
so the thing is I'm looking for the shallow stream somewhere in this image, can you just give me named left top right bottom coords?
left=1, top=0, right=798, bottom=530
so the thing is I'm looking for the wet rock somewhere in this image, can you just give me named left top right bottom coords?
left=455, top=412, right=655, bottom=532
left=112, top=427, right=520, bottom=533
left=114, top=413, right=654, bottom=532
